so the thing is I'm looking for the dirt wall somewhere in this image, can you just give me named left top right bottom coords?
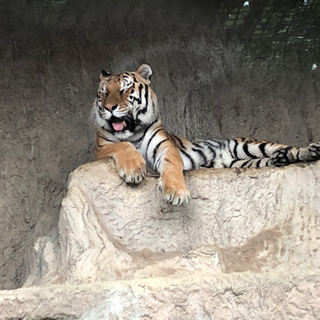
left=0, top=0, right=319, bottom=289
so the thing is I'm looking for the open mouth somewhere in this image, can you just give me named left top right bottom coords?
left=110, top=116, right=126, bottom=132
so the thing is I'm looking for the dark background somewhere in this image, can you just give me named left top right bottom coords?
left=0, top=0, right=319, bottom=289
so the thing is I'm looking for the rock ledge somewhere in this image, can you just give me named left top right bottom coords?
left=1, top=159, right=320, bottom=319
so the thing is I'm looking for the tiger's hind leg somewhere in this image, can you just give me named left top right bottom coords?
left=219, top=138, right=320, bottom=168
left=270, top=147, right=295, bottom=167
left=297, top=142, right=320, bottom=162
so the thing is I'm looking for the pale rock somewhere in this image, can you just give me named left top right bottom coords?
left=1, top=159, right=320, bottom=319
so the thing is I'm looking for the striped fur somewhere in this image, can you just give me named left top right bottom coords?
left=92, top=64, right=320, bottom=205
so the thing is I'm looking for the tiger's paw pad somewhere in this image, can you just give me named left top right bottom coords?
left=117, top=158, right=146, bottom=184
left=159, top=179, right=190, bottom=206
left=271, top=148, right=294, bottom=167
left=307, top=142, right=320, bottom=160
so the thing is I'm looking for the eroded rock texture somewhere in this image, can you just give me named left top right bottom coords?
left=1, top=159, right=320, bottom=319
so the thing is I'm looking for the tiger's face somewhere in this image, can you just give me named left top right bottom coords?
left=94, top=64, right=159, bottom=139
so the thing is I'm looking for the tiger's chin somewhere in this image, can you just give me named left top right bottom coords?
left=113, top=130, right=135, bottom=140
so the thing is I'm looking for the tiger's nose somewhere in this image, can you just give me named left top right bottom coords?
left=106, top=104, right=118, bottom=111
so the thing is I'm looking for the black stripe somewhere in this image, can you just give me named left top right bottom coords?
left=137, top=88, right=149, bottom=114
left=138, top=83, right=143, bottom=102
left=180, top=149, right=196, bottom=169
left=256, top=159, right=262, bottom=167
left=204, top=139, right=223, bottom=150
left=153, top=139, right=169, bottom=161
left=191, top=147, right=207, bottom=165
left=233, top=139, right=239, bottom=159
left=243, top=143, right=258, bottom=159
left=96, top=134, right=115, bottom=147
left=154, top=150, right=166, bottom=171
left=97, top=137, right=114, bottom=144
left=131, top=87, right=142, bottom=104
left=130, top=119, right=159, bottom=145
left=201, top=159, right=215, bottom=168
left=296, top=149, right=300, bottom=161
left=171, top=134, right=187, bottom=150
left=137, top=105, right=148, bottom=115
left=145, top=85, right=148, bottom=108
left=97, top=132, right=114, bottom=141
left=230, top=159, right=238, bottom=167
left=240, top=159, right=252, bottom=168
left=227, top=141, right=233, bottom=159
left=210, top=140, right=223, bottom=148
left=192, top=142, right=210, bottom=163
left=209, top=159, right=215, bottom=168
left=259, top=143, right=269, bottom=157
left=203, top=141, right=217, bottom=158
left=192, top=142, right=202, bottom=148
left=146, top=127, right=164, bottom=153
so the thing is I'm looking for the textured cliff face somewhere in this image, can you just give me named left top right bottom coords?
left=1, top=159, right=319, bottom=319
left=2, top=0, right=320, bottom=290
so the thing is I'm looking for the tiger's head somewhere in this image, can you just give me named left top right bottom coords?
left=93, top=64, right=159, bottom=139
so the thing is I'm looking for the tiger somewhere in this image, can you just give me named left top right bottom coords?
left=92, top=64, right=320, bottom=206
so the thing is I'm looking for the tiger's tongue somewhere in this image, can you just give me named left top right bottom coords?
left=112, top=121, right=124, bottom=131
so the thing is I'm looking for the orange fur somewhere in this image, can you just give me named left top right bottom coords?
left=147, top=130, right=189, bottom=204
left=159, top=141, right=189, bottom=205
left=95, top=139, right=146, bottom=184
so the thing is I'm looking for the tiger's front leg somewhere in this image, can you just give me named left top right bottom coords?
left=155, top=140, right=190, bottom=206
left=95, top=141, right=146, bottom=184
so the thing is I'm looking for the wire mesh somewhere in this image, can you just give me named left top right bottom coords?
left=219, top=0, right=320, bottom=70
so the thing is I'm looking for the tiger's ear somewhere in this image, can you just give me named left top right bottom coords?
left=136, top=64, right=153, bottom=82
left=100, top=70, right=111, bottom=80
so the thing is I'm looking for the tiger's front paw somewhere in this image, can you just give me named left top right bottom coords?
left=116, top=153, right=146, bottom=184
left=159, top=177, right=190, bottom=206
